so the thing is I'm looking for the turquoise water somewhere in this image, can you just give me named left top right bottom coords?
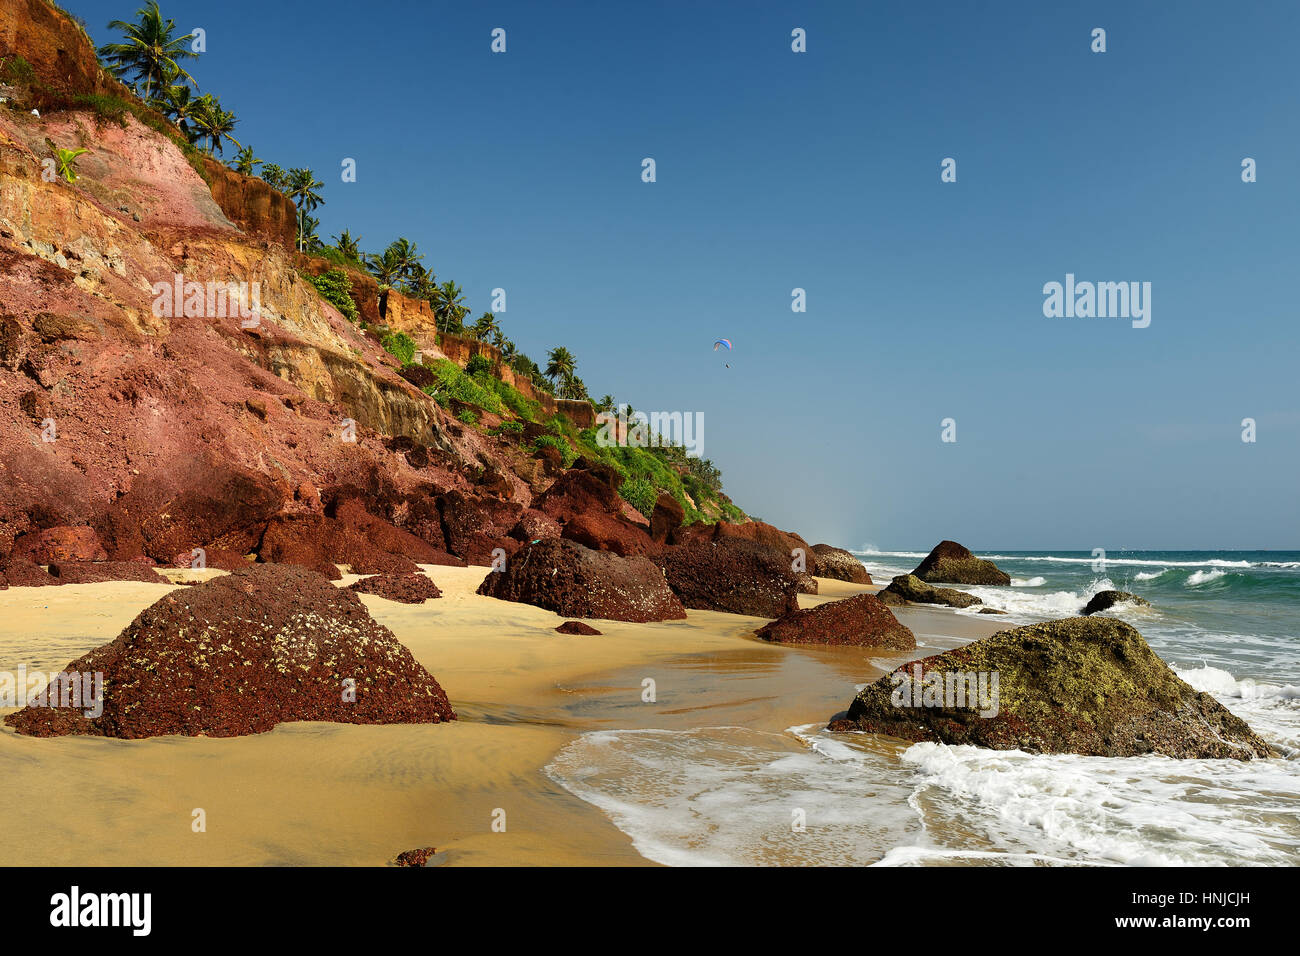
left=856, top=549, right=1300, bottom=687
left=547, top=548, right=1300, bottom=866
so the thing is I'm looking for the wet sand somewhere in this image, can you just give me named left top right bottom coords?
left=0, top=568, right=1006, bottom=866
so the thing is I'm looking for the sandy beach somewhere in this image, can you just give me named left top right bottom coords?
left=0, top=568, right=1005, bottom=866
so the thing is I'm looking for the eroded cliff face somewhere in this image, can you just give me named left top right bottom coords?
left=0, top=50, right=533, bottom=557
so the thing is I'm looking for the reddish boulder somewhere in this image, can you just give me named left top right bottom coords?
left=394, top=847, right=437, bottom=867
left=48, top=561, right=169, bottom=584
left=756, top=594, right=915, bottom=649
left=533, top=467, right=623, bottom=522
left=0, top=558, right=59, bottom=587
left=10, top=526, right=106, bottom=564
left=258, top=513, right=419, bottom=576
left=509, top=509, right=562, bottom=543
left=649, top=493, right=685, bottom=543
left=96, top=459, right=285, bottom=564
left=349, top=573, right=443, bottom=604
left=660, top=538, right=802, bottom=619
left=3, top=565, right=456, bottom=739
left=560, top=512, right=657, bottom=557
left=671, top=520, right=818, bottom=575
left=811, top=544, right=873, bottom=585
left=556, top=621, right=602, bottom=635
left=478, top=539, right=685, bottom=623
left=437, top=490, right=522, bottom=566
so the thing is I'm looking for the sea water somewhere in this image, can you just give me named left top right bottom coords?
left=546, top=550, right=1300, bottom=866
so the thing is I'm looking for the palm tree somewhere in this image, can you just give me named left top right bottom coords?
left=597, top=395, right=615, bottom=413
left=545, top=346, right=577, bottom=384
left=99, top=1, right=198, bottom=103
left=232, top=145, right=262, bottom=176
left=364, top=246, right=404, bottom=317
left=297, top=214, right=322, bottom=251
left=332, top=229, right=362, bottom=263
left=260, top=163, right=287, bottom=191
left=157, top=82, right=198, bottom=137
left=498, top=337, right=517, bottom=360
left=403, top=261, right=436, bottom=299
left=558, top=375, right=589, bottom=401
left=432, top=280, right=467, bottom=333
left=191, top=94, right=241, bottom=156
left=471, top=312, right=499, bottom=341
left=287, top=168, right=325, bottom=253
left=386, top=238, right=423, bottom=283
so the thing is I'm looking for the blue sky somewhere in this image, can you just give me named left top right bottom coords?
left=69, top=0, right=1300, bottom=550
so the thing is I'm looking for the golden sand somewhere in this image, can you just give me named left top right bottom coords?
left=0, top=567, right=1005, bottom=866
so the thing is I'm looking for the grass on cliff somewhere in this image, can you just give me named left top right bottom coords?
left=302, top=268, right=360, bottom=323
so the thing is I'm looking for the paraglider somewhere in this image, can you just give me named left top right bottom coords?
left=713, top=339, right=731, bottom=351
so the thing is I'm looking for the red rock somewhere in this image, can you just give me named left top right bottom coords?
left=560, top=511, right=657, bottom=557
left=755, top=593, right=915, bottom=649
left=509, top=509, right=562, bottom=543
left=533, top=467, right=623, bottom=522
left=394, top=847, right=437, bottom=867
left=478, top=539, right=685, bottom=623
left=660, top=538, right=802, bottom=618
left=671, top=520, right=819, bottom=576
left=48, top=561, right=169, bottom=584
left=0, top=558, right=59, bottom=587
left=555, top=621, right=602, bottom=635
left=3, top=564, right=456, bottom=739
left=811, top=544, right=873, bottom=585
left=649, top=493, right=685, bottom=543
left=349, top=573, right=442, bottom=604
left=10, top=526, right=106, bottom=564
left=436, top=490, right=522, bottom=566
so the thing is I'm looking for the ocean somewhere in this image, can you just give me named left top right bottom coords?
left=545, top=550, right=1300, bottom=866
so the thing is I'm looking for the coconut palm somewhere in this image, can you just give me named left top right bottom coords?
left=597, top=395, right=615, bottom=413
left=99, top=1, right=198, bottom=103
left=386, top=238, right=423, bottom=282
left=545, top=346, right=577, bottom=384
left=190, top=94, right=241, bottom=156
left=297, top=214, right=322, bottom=251
left=403, top=261, right=436, bottom=299
left=558, top=375, right=589, bottom=401
left=471, top=311, right=499, bottom=341
left=232, top=145, right=262, bottom=176
left=286, top=168, right=325, bottom=252
left=156, top=82, right=198, bottom=136
left=498, top=337, right=517, bottom=360
left=260, top=163, right=287, bottom=191
left=332, top=229, right=362, bottom=263
left=432, top=280, right=467, bottom=333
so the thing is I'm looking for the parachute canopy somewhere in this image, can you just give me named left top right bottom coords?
left=713, top=338, right=732, bottom=351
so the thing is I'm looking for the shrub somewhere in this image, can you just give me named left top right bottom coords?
left=492, top=421, right=525, bottom=436
left=381, top=331, right=417, bottom=365
left=303, top=269, right=360, bottom=323
left=430, top=360, right=503, bottom=413
left=457, top=408, right=479, bottom=425
left=533, top=433, right=576, bottom=468
left=465, top=354, right=492, bottom=377
left=619, top=477, right=658, bottom=520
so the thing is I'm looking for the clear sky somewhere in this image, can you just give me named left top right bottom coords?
left=67, top=0, right=1300, bottom=550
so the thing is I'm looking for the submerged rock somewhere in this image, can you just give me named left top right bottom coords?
left=828, top=617, right=1276, bottom=759
left=756, top=593, right=915, bottom=649
left=660, top=538, right=801, bottom=619
left=477, top=539, right=685, bottom=623
left=810, top=544, right=872, bottom=584
left=880, top=574, right=982, bottom=608
left=348, top=572, right=442, bottom=604
left=911, top=540, right=1010, bottom=585
left=1082, top=590, right=1151, bottom=616
left=3, top=564, right=456, bottom=739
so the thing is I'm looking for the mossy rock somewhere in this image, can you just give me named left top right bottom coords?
left=880, top=574, right=982, bottom=609
left=912, top=540, right=1010, bottom=585
left=829, top=617, right=1276, bottom=759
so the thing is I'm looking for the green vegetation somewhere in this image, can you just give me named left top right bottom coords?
left=428, top=359, right=504, bottom=414
left=619, top=476, right=658, bottom=520
left=301, top=268, right=359, bottom=323
left=532, top=434, right=576, bottom=469
left=98, top=1, right=197, bottom=102
left=456, top=408, right=479, bottom=426
left=465, top=354, right=492, bottom=377
left=380, top=331, right=417, bottom=365
left=0, top=54, right=37, bottom=84
left=53, top=147, right=88, bottom=182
